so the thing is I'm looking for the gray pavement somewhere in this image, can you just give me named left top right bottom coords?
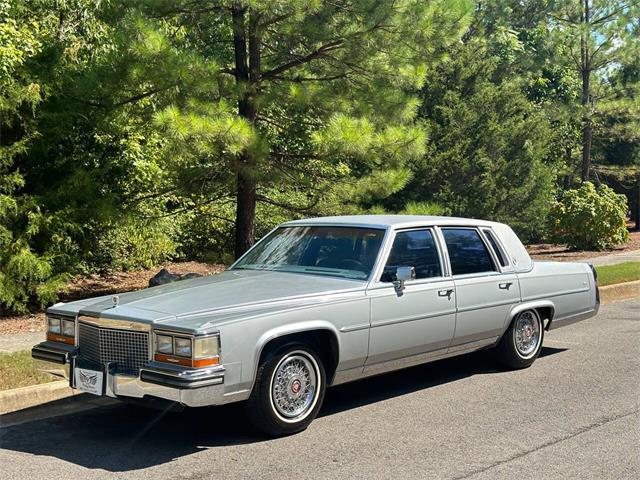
left=1, top=298, right=638, bottom=480
left=576, top=249, right=640, bottom=266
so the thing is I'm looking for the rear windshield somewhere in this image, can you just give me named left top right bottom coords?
left=233, top=226, right=385, bottom=280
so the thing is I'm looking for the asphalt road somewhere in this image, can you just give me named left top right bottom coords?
left=1, top=299, right=638, bottom=480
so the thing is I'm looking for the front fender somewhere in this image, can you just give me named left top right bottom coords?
left=243, top=320, right=342, bottom=394
left=254, top=320, right=341, bottom=366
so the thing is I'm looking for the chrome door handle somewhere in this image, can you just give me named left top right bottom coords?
left=499, top=282, right=513, bottom=290
left=438, top=289, right=454, bottom=299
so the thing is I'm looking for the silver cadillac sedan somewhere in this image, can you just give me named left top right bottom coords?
left=33, top=215, right=599, bottom=436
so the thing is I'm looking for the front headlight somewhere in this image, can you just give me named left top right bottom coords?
left=62, top=319, right=75, bottom=337
left=194, top=336, right=220, bottom=359
left=153, top=331, right=220, bottom=368
left=46, top=315, right=75, bottom=345
left=156, top=334, right=173, bottom=354
left=174, top=337, right=192, bottom=357
left=47, top=317, right=62, bottom=334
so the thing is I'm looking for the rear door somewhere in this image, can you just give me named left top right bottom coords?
left=365, top=228, right=456, bottom=365
left=439, top=227, right=521, bottom=349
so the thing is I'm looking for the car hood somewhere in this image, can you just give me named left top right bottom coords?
left=49, top=270, right=366, bottom=332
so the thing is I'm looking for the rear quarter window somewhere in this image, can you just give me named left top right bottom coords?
left=482, top=229, right=509, bottom=267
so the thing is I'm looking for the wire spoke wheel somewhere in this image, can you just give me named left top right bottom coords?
left=496, top=309, right=544, bottom=369
left=513, top=310, right=542, bottom=359
left=269, top=351, right=320, bottom=423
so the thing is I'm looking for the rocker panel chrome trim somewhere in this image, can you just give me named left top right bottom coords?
left=331, top=337, right=497, bottom=386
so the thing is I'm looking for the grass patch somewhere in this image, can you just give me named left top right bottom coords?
left=595, top=262, right=640, bottom=286
left=0, top=350, right=58, bottom=391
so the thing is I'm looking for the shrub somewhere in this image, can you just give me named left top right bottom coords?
left=89, top=218, right=178, bottom=272
left=176, top=207, right=236, bottom=265
left=550, top=182, right=630, bottom=250
left=176, top=201, right=292, bottom=265
left=0, top=196, right=76, bottom=314
left=0, top=243, right=68, bottom=315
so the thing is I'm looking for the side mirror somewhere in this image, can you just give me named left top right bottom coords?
left=393, top=266, right=416, bottom=294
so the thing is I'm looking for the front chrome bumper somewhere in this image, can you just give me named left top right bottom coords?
left=32, top=342, right=226, bottom=407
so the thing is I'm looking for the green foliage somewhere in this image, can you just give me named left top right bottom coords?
left=175, top=203, right=237, bottom=265
left=390, top=28, right=560, bottom=240
left=0, top=244, right=66, bottom=314
left=144, top=0, right=472, bottom=243
left=549, top=0, right=640, bottom=180
left=400, top=202, right=448, bottom=216
left=550, top=182, right=630, bottom=250
left=0, top=0, right=638, bottom=314
left=0, top=1, right=67, bottom=314
left=89, top=219, right=178, bottom=272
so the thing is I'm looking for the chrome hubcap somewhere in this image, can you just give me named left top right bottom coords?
left=270, top=353, right=318, bottom=420
left=514, top=311, right=541, bottom=358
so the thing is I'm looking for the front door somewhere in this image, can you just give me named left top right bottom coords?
left=365, top=228, right=456, bottom=366
left=440, top=227, right=521, bottom=348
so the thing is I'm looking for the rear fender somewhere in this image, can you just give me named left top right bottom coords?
left=504, top=300, right=555, bottom=334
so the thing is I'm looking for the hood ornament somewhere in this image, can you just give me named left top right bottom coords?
left=112, top=295, right=120, bottom=308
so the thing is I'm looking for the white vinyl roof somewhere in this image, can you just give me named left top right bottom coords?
left=282, top=215, right=500, bottom=230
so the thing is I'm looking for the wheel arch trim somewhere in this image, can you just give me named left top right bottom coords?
left=250, top=321, right=341, bottom=391
left=503, top=300, right=555, bottom=336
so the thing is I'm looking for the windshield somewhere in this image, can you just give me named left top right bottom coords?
left=233, top=226, right=385, bottom=280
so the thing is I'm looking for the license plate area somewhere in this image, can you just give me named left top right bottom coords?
left=72, top=358, right=105, bottom=396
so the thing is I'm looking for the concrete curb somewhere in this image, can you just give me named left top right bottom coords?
left=600, top=280, right=640, bottom=303
left=0, top=380, right=83, bottom=415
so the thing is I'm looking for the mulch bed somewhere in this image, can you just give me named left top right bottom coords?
left=527, top=231, right=640, bottom=261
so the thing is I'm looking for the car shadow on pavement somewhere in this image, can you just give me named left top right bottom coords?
left=320, top=346, right=567, bottom=416
left=0, top=347, right=566, bottom=472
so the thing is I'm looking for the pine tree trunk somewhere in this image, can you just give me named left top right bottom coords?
left=232, top=6, right=260, bottom=259
left=580, top=56, right=592, bottom=181
left=235, top=171, right=256, bottom=258
left=580, top=0, right=592, bottom=182
left=581, top=116, right=592, bottom=182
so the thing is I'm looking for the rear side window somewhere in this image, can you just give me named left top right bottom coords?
left=442, top=228, right=496, bottom=275
left=380, top=229, right=442, bottom=282
left=482, top=229, right=509, bottom=267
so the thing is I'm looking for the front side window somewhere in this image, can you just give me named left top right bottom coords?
left=233, top=226, right=384, bottom=280
left=442, top=228, right=496, bottom=275
left=380, top=229, right=442, bottom=282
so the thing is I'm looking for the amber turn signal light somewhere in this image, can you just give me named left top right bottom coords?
left=46, top=333, right=75, bottom=345
left=154, top=354, right=219, bottom=368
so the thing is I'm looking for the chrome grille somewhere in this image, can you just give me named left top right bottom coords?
left=78, top=322, right=149, bottom=375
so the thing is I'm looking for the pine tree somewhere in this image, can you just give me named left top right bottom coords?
left=403, top=31, right=559, bottom=240
left=127, top=0, right=473, bottom=257
left=549, top=0, right=640, bottom=181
